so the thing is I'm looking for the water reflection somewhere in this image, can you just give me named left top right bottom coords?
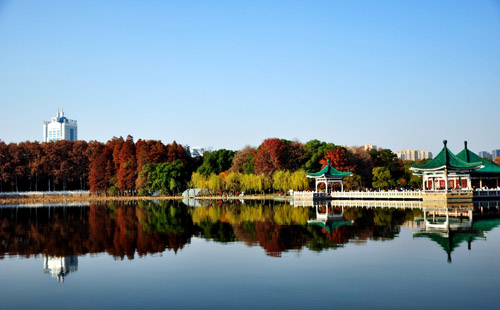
left=43, top=255, right=78, bottom=282
left=414, top=202, right=500, bottom=263
left=0, top=200, right=499, bottom=261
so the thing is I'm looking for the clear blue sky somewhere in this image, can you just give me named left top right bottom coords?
left=1, top=0, right=499, bottom=154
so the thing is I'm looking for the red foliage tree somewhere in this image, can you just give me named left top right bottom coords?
left=117, top=135, right=137, bottom=192
left=148, top=140, right=167, bottom=163
left=253, top=138, right=288, bottom=176
left=88, top=142, right=113, bottom=193
left=319, top=147, right=356, bottom=173
left=166, top=141, right=189, bottom=164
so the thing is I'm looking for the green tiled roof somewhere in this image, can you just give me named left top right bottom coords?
left=456, top=141, right=500, bottom=173
left=308, top=220, right=353, bottom=234
left=411, top=140, right=483, bottom=171
left=307, top=160, right=352, bottom=178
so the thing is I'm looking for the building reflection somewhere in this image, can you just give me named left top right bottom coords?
left=43, top=255, right=78, bottom=282
left=307, top=202, right=353, bottom=234
left=414, top=203, right=488, bottom=263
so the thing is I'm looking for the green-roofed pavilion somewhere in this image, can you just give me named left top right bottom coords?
left=307, top=160, right=352, bottom=192
left=410, top=140, right=483, bottom=192
left=456, top=141, right=500, bottom=189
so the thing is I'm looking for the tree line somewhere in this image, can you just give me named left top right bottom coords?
left=0, top=136, right=425, bottom=194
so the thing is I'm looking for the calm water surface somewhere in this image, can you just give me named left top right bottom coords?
left=1, top=200, right=499, bottom=309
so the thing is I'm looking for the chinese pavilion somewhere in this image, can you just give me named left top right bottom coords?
left=410, top=140, right=483, bottom=191
left=456, top=141, right=500, bottom=189
left=307, top=160, right=352, bottom=192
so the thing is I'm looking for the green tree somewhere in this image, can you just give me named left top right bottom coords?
left=372, top=167, right=391, bottom=189
left=197, top=149, right=235, bottom=176
left=189, top=172, right=208, bottom=189
left=290, top=170, right=309, bottom=191
left=273, top=170, right=291, bottom=193
left=302, top=139, right=336, bottom=172
left=148, top=160, right=188, bottom=195
left=224, top=172, right=241, bottom=193
left=207, top=173, right=222, bottom=193
left=344, top=173, right=363, bottom=191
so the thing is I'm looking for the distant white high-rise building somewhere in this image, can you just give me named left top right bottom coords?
left=396, top=149, right=433, bottom=161
left=43, top=109, right=78, bottom=142
left=190, top=146, right=213, bottom=157
left=362, top=143, right=377, bottom=151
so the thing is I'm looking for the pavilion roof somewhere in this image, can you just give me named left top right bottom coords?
left=410, top=140, right=483, bottom=172
left=308, top=220, right=353, bottom=234
left=307, top=160, right=352, bottom=178
left=456, top=141, right=500, bottom=173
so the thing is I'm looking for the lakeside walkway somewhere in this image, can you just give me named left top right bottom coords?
left=294, top=189, right=500, bottom=202
left=294, top=190, right=422, bottom=200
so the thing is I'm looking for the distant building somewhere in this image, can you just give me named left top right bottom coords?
left=396, top=149, right=433, bottom=161
left=43, top=109, right=78, bottom=142
left=479, top=151, right=492, bottom=160
left=492, top=149, right=500, bottom=159
left=362, top=143, right=377, bottom=151
left=190, top=146, right=213, bottom=157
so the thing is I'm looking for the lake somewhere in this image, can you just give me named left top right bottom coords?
left=1, top=200, right=499, bottom=309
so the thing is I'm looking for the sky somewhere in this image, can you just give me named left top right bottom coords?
left=0, top=0, right=499, bottom=155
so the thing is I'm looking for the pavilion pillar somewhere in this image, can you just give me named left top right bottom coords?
left=315, top=179, right=318, bottom=192
left=480, top=178, right=483, bottom=188
left=341, top=181, right=344, bottom=192
left=444, top=169, right=449, bottom=192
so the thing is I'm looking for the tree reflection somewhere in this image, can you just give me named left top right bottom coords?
left=0, top=201, right=424, bottom=259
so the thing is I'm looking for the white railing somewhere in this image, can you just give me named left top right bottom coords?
left=293, top=191, right=329, bottom=199
left=473, top=189, right=500, bottom=197
left=330, top=191, right=422, bottom=199
left=330, top=199, right=423, bottom=209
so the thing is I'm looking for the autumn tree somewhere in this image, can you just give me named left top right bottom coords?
left=89, top=142, right=113, bottom=193
left=166, top=141, right=189, bottom=164
left=117, top=135, right=137, bottom=192
left=230, top=146, right=256, bottom=174
left=319, top=147, right=356, bottom=173
left=26, top=141, right=44, bottom=191
left=69, top=140, right=90, bottom=190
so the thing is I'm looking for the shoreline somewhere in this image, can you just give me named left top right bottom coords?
left=0, top=194, right=283, bottom=205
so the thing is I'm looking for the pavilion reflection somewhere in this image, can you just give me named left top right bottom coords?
left=414, top=203, right=487, bottom=263
left=43, top=255, right=78, bottom=283
left=307, top=202, right=353, bottom=234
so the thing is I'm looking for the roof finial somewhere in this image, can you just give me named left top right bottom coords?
left=464, top=141, right=468, bottom=150
left=443, top=140, right=447, bottom=148
left=327, top=159, right=330, bottom=165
